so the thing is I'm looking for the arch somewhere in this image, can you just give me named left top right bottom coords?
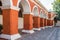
left=18, top=3, right=23, bottom=17
left=0, top=0, right=12, bottom=6
left=43, top=13, right=46, bottom=18
left=17, top=0, right=31, bottom=14
left=32, top=6, right=39, bottom=16
left=40, top=10, right=43, bottom=18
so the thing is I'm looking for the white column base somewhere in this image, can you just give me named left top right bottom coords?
left=50, top=26, right=53, bottom=27
left=33, top=28, right=41, bottom=31
left=48, top=26, right=53, bottom=28
left=41, top=27, right=45, bottom=29
left=0, top=33, right=21, bottom=40
left=22, top=30, right=34, bottom=34
left=45, top=26, right=49, bottom=28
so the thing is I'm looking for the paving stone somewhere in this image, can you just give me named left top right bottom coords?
left=1, top=27, right=60, bottom=40
left=17, top=27, right=56, bottom=40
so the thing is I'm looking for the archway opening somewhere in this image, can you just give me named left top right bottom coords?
left=18, top=3, right=23, bottom=17
left=18, top=0, right=30, bottom=29
left=0, top=1, right=3, bottom=33
left=32, top=7, right=39, bottom=16
left=0, top=1, right=2, bottom=15
left=0, top=1, right=2, bottom=6
left=32, top=6, right=39, bottom=28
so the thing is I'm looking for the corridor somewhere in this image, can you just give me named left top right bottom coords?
left=17, top=27, right=60, bottom=40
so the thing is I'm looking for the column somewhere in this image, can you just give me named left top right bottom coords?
left=40, top=18, right=45, bottom=29
left=45, top=19, right=48, bottom=28
left=51, top=20, right=54, bottom=27
left=33, top=16, right=41, bottom=30
left=44, top=18, right=46, bottom=26
left=47, top=19, right=51, bottom=27
left=22, top=14, right=34, bottom=33
left=0, top=7, right=21, bottom=40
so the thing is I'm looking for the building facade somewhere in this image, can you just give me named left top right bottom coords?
left=0, top=0, right=56, bottom=40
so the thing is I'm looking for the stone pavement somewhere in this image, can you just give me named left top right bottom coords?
left=17, top=27, right=58, bottom=40
left=0, top=27, right=60, bottom=40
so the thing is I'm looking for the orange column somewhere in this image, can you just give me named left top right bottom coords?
left=50, top=20, right=52, bottom=26
left=40, top=18, right=45, bottom=29
left=44, top=19, right=46, bottom=26
left=33, top=16, right=41, bottom=30
left=49, top=20, right=53, bottom=27
left=47, top=19, right=52, bottom=27
left=51, top=20, right=54, bottom=26
left=47, top=19, right=50, bottom=26
left=45, top=19, right=48, bottom=28
left=22, top=14, right=34, bottom=33
left=52, top=20, right=54, bottom=26
left=0, top=9, right=21, bottom=40
left=46, top=19, right=47, bottom=26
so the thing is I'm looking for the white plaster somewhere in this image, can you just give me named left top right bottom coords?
left=40, top=10, right=47, bottom=19
left=17, top=0, right=21, bottom=7
left=23, top=12, right=33, bottom=15
left=10, top=0, right=13, bottom=6
left=0, top=33, right=21, bottom=40
left=0, top=15, right=3, bottom=25
left=41, top=27, right=45, bottom=29
left=46, top=15, right=48, bottom=19
left=10, top=6, right=20, bottom=11
left=32, top=5, right=39, bottom=16
left=1, top=6, right=20, bottom=11
left=17, top=0, right=31, bottom=14
left=0, top=0, right=20, bottom=11
left=48, top=26, right=53, bottom=28
left=18, top=18, right=23, bottom=29
left=33, top=28, right=41, bottom=31
left=1, top=0, right=12, bottom=6
left=22, top=30, right=34, bottom=34
left=45, top=26, right=49, bottom=28
left=40, top=10, right=44, bottom=18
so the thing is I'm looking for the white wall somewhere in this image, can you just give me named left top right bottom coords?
left=18, top=18, right=23, bottom=29
left=0, top=15, right=3, bottom=24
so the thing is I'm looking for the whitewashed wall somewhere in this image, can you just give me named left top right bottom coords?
left=0, top=15, right=3, bottom=24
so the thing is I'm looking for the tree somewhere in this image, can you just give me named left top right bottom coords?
left=53, top=0, right=60, bottom=18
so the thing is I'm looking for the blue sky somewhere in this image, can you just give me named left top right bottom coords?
left=39, top=0, right=55, bottom=11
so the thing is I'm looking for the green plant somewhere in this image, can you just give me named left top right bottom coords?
left=52, top=0, right=60, bottom=18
